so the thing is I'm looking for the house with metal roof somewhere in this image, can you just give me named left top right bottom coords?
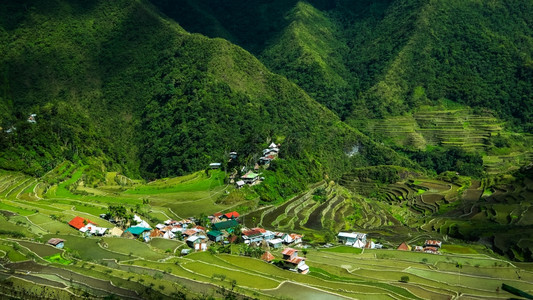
left=207, top=230, right=224, bottom=242
left=47, top=238, right=65, bottom=249
left=212, top=219, right=239, bottom=231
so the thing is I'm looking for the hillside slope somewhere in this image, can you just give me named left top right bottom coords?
left=355, top=0, right=533, bottom=130
left=0, top=0, right=414, bottom=195
left=152, top=0, right=533, bottom=131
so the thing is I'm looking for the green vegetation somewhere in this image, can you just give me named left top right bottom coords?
left=159, top=0, right=533, bottom=132
left=43, top=253, right=72, bottom=265
left=321, top=246, right=362, bottom=254
left=0, top=0, right=420, bottom=206
left=0, top=0, right=532, bottom=298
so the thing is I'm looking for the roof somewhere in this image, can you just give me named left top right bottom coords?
left=68, top=216, right=96, bottom=230
left=108, top=227, right=124, bottom=236
left=290, top=233, right=302, bottom=239
left=261, top=251, right=275, bottom=262
left=424, top=246, right=439, bottom=252
left=183, top=229, right=198, bottom=236
left=213, top=212, right=223, bottom=218
left=297, top=264, right=309, bottom=271
left=125, top=227, right=151, bottom=235
left=353, top=239, right=365, bottom=248
left=269, top=238, right=283, bottom=244
left=425, top=240, right=442, bottom=247
left=397, top=242, right=410, bottom=251
left=224, top=211, right=240, bottom=219
left=338, top=232, right=359, bottom=239
left=236, top=180, right=245, bottom=186
left=207, top=230, right=224, bottom=237
left=243, top=229, right=263, bottom=237
left=253, top=227, right=266, bottom=233
left=282, top=248, right=297, bottom=256
left=150, top=229, right=163, bottom=238
left=133, top=220, right=151, bottom=228
left=242, top=171, right=259, bottom=179
left=213, top=219, right=239, bottom=230
left=47, top=238, right=65, bottom=246
left=287, top=257, right=304, bottom=264
left=187, top=235, right=201, bottom=242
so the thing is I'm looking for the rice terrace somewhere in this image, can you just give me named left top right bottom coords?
left=1, top=0, right=533, bottom=299
left=0, top=157, right=532, bottom=299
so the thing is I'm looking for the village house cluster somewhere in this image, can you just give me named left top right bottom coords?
left=397, top=240, right=443, bottom=254
left=56, top=209, right=312, bottom=274
left=212, top=142, right=281, bottom=189
left=62, top=211, right=307, bottom=263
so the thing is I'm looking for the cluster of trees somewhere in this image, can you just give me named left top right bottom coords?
left=3, top=0, right=528, bottom=213
left=348, top=166, right=403, bottom=184
left=1, top=0, right=414, bottom=191
left=154, top=0, right=533, bottom=132
left=106, top=205, right=135, bottom=228
left=405, top=147, right=484, bottom=178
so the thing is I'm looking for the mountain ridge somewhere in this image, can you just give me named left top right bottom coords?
left=0, top=0, right=415, bottom=202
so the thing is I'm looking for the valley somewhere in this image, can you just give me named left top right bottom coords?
left=1, top=0, right=532, bottom=298
left=0, top=160, right=532, bottom=299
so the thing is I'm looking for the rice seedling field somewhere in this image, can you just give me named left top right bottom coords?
left=0, top=161, right=532, bottom=299
left=102, top=237, right=168, bottom=261
left=149, top=237, right=184, bottom=252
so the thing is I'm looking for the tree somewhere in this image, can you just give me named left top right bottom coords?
left=400, top=276, right=410, bottom=283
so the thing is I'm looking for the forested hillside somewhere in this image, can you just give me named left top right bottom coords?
left=0, top=0, right=414, bottom=201
left=154, top=0, right=533, bottom=131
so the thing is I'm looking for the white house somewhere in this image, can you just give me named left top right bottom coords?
left=338, top=232, right=359, bottom=245
left=269, top=238, right=283, bottom=249
left=236, top=180, right=245, bottom=189
left=133, top=215, right=151, bottom=229
left=262, top=230, right=275, bottom=241
left=282, top=234, right=293, bottom=244
left=338, top=232, right=367, bottom=245
left=163, top=231, right=175, bottom=239
left=353, top=239, right=365, bottom=249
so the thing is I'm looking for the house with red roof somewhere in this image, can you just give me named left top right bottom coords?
left=281, top=248, right=309, bottom=274
left=397, top=242, right=411, bottom=251
left=261, top=251, right=275, bottom=263
left=424, top=246, right=440, bottom=254
left=282, top=248, right=298, bottom=260
left=424, top=240, right=442, bottom=248
left=183, top=229, right=198, bottom=237
left=224, top=211, right=240, bottom=219
left=68, top=216, right=96, bottom=230
left=289, top=233, right=303, bottom=244
left=242, top=228, right=263, bottom=244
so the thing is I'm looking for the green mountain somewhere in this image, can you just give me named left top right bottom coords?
left=154, top=0, right=532, bottom=131
left=0, top=0, right=415, bottom=202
